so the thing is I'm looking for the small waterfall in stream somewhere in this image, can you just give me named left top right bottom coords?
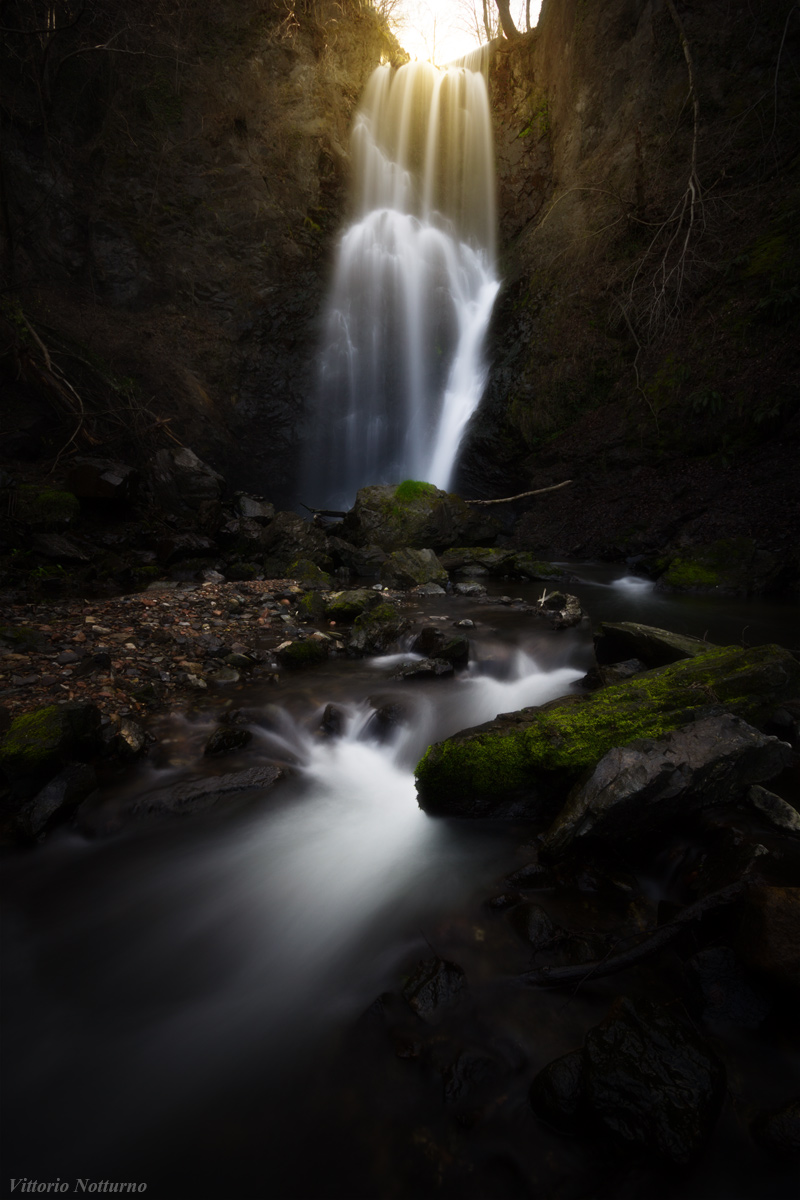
left=303, top=56, right=499, bottom=508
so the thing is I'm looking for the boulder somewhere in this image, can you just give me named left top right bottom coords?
left=260, top=511, right=332, bottom=575
left=204, top=726, right=253, bottom=756
left=529, top=998, right=726, bottom=1164
left=347, top=602, right=410, bottom=657
left=401, top=957, right=467, bottom=1023
left=594, top=621, right=714, bottom=668
left=15, top=486, right=80, bottom=528
left=512, top=553, right=575, bottom=582
left=581, top=997, right=725, bottom=1164
left=415, top=644, right=800, bottom=819
left=276, top=639, right=329, bottom=669
left=0, top=702, right=103, bottom=797
left=338, top=482, right=501, bottom=552
left=411, top=627, right=470, bottom=666
left=380, top=547, right=448, bottom=589
left=751, top=1099, right=800, bottom=1156
left=326, top=537, right=389, bottom=578
left=235, top=494, right=275, bottom=523
left=149, top=447, right=224, bottom=517
left=324, top=588, right=382, bottom=622
left=393, top=658, right=454, bottom=680
left=67, top=457, right=138, bottom=503
left=18, top=763, right=97, bottom=838
left=217, top=517, right=267, bottom=556
left=745, top=785, right=800, bottom=835
left=439, top=546, right=517, bottom=574
left=542, top=713, right=792, bottom=857
left=538, top=591, right=584, bottom=629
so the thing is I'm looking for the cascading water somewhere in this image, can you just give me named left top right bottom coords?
left=303, top=56, right=499, bottom=508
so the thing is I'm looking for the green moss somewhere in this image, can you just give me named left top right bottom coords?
left=17, top=487, right=80, bottom=528
left=415, top=645, right=799, bottom=810
left=277, top=639, right=329, bottom=669
left=0, top=707, right=62, bottom=769
left=662, top=558, right=720, bottom=589
left=324, top=590, right=379, bottom=621
left=298, top=590, right=326, bottom=622
left=394, top=480, right=438, bottom=504
left=287, top=558, right=332, bottom=590
left=354, top=602, right=398, bottom=629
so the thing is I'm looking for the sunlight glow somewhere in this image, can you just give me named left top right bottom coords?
left=392, top=1, right=541, bottom=67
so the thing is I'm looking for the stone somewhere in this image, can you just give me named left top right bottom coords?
left=276, top=639, right=329, bottom=669
left=594, top=621, right=714, bottom=668
left=347, top=602, right=410, bottom=657
left=581, top=658, right=646, bottom=689
left=439, top=546, right=516, bottom=574
left=511, top=553, right=575, bottom=582
left=542, top=713, right=793, bottom=857
left=0, top=702, right=103, bottom=796
left=32, top=533, right=91, bottom=562
left=411, top=627, right=470, bottom=666
left=380, top=547, right=448, bottom=589
left=744, top=785, right=800, bottom=835
left=324, top=589, right=382, bottom=621
left=327, top=538, right=389, bottom=578
left=156, top=533, right=218, bottom=564
left=204, top=726, right=253, bottom=756
left=581, top=997, right=725, bottom=1165
left=362, top=697, right=410, bottom=743
left=402, top=957, right=467, bottom=1023
left=67, top=458, right=139, bottom=503
left=19, top=763, right=97, bottom=838
left=415, top=644, right=800, bottom=820
left=509, top=901, right=559, bottom=946
left=339, top=482, right=501, bottom=552
left=737, top=886, right=800, bottom=992
left=684, top=947, right=771, bottom=1029
left=393, top=657, right=454, bottom=680
left=538, top=591, right=584, bottom=629
left=454, top=582, right=486, bottom=596
left=287, top=558, right=332, bottom=590
left=529, top=1050, right=585, bottom=1132
left=656, top=538, right=787, bottom=597
left=261, top=511, right=332, bottom=575
left=236, top=494, right=275, bottom=523
left=15, top=486, right=80, bottom=529
left=751, top=1099, right=800, bottom=1156
left=112, top=717, right=149, bottom=760
left=149, top=447, right=224, bottom=517
left=320, top=703, right=346, bottom=738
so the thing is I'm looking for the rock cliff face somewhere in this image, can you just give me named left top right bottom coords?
left=1, top=0, right=401, bottom=501
left=460, top=0, right=799, bottom=566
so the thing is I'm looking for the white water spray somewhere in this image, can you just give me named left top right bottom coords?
left=304, top=59, right=499, bottom=507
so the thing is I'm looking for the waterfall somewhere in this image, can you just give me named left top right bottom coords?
left=303, top=59, right=499, bottom=508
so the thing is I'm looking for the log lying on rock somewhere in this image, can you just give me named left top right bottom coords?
left=414, top=644, right=799, bottom=820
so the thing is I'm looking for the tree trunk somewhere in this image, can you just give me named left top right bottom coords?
left=495, top=0, right=520, bottom=39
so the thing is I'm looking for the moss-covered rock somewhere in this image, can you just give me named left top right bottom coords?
left=338, top=483, right=501, bottom=552
left=297, top=590, right=327, bottom=622
left=276, top=639, right=330, bottom=669
left=347, top=601, right=410, bottom=657
left=0, top=703, right=102, bottom=796
left=415, top=644, right=800, bottom=819
left=656, top=539, right=787, bottom=596
left=324, top=588, right=382, bottom=622
left=380, top=547, right=448, bottom=589
left=439, top=546, right=517, bottom=574
left=16, top=486, right=80, bottom=529
left=287, top=558, right=332, bottom=590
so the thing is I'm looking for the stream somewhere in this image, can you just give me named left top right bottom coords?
left=2, top=570, right=798, bottom=1198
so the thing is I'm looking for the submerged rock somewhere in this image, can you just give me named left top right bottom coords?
left=542, top=713, right=792, bottom=856
left=414, top=644, right=800, bottom=819
left=402, top=957, right=467, bottom=1023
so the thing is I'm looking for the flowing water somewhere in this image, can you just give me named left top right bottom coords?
left=302, top=59, right=499, bottom=508
left=2, top=579, right=798, bottom=1198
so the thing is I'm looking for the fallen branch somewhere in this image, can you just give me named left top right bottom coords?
left=465, top=480, right=572, bottom=505
left=520, top=881, right=745, bottom=988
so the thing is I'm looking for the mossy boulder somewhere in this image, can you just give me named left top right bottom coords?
left=347, top=601, right=410, bottom=657
left=594, top=622, right=714, bottom=668
left=380, top=547, right=448, bottom=589
left=338, top=482, right=501, bottom=552
left=16, top=486, right=80, bottom=529
left=0, top=703, right=103, bottom=797
left=415, top=644, right=800, bottom=819
left=656, top=539, right=787, bottom=596
left=276, top=639, right=329, bottom=669
left=297, top=590, right=327, bottom=622
left=287, top=558, right=332, bottom=590
left=439, top=547, right=517, bottom=574
left=260, top=511, right=333, bottom=576
left=512, top=553, right=574, bottom=582
left=324, top=588, right=382, bottom=622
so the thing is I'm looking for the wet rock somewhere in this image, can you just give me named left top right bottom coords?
left=0, top=702, right=102, bottom=796
left=594, top=621, right=714, bottom=668
left=324, top=589, right=381, bottom=622
left=320, top=703, right=346, bottom=738
left=509, top=901, right=559, bottom=947
left=67, top=457, right=139, bottom=503
left=236, top=494, right=275, bottom=523
left=32, top=532, right=91, bottom=562
left=454, top=582, right=486, bottom=596
left=288, top=558, right=332, bottom=590
left=529, top=1050, right=585, bottom=1133
left=15, top=486, right=80, bottom=529
left=204, top=726, right=253, bottom=756
left=149, top=447, right=224, bottom=518
left=751, top=1098, right=800, bottom=1156
left=111, top=717, right=149, bottom=760
left=543, top=714, right=793, bottom=857
left=506, top=860, right=556, bottom=889
left=685, top=946, right=772, bottom=1029
left=326, top=537, right=389, bottom=578
left=205, top=665, right=241, bottom=684
left=745, top=785, right=800, bottom=835
left=737, top=886, right=800, bottom=992
left=347, top=602, right=410, bottom=657
left=413, top=582, right=446, bottom=595
left=440, top=546, right=516, bottom=574
left=442, top=1048, right=501, bottom=1109
left=156, top=532, right=218, bottom=565
left=393, top=657, right=454, bottom=680
left=416, top=645, right=800, bottom=820
left=380, top=547, right=448, bottom=589
left=512, top=553, right=575, bottom=582
left=276, top=639, right=329, bottom=669
left=538, top=591, right=584, bottom=629
left=217, top=517, right=266, bottom=556
left=411, top=626, right=470, bottom=666
left=362, top=696, right=410, bottom=743
left=261, top=511, right=332, bottom=575
left=402, top=957, right=467, bottom=1023
left=656, top=538, right=787, bottom=597
left=339, top=483, right=501, bottom=552
left=582, top=997, right=725, bottom=1165
left=18, top=763, right=97, bottom=838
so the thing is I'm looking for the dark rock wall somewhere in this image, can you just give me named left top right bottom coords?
left=1, top=0, right=401, bottom=502
left=458, top=0, right=800, bottom=563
